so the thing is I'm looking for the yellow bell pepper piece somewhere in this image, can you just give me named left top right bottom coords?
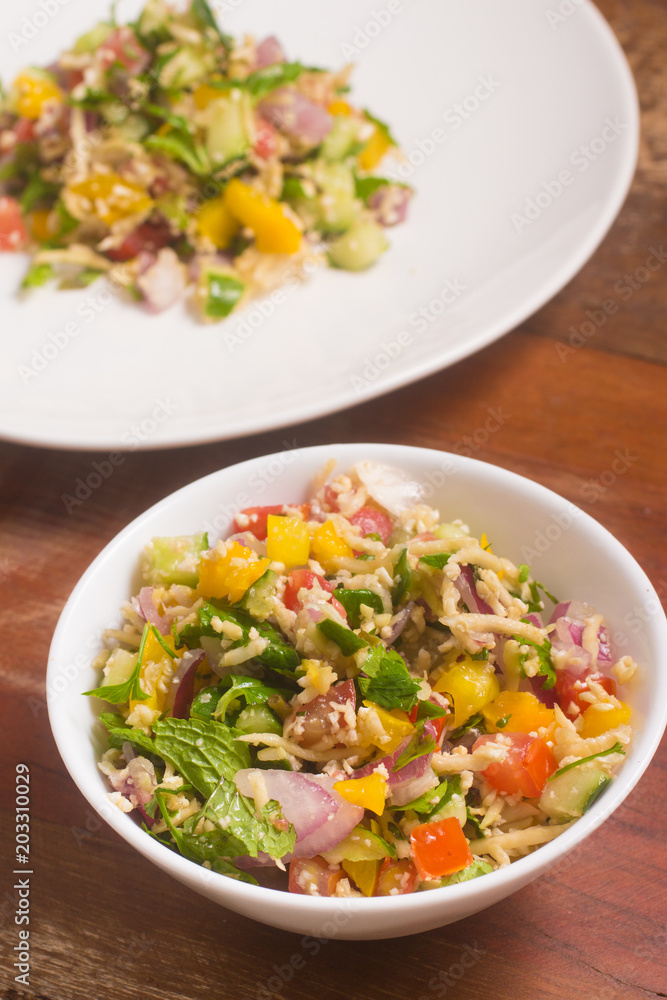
left=30, top=209, right=53, bottom=242
left=68, top=172, right=153, bottom=226
left=434, top=656, right=500, bottom=729
left=579, top=701, right=631, bottom=739
left=266, top=514, right=310, bottom=570
left=196, top=194, right=240, bottom=249
left=334, top=773, right=387, bottom=816
left=310, top=520, right=353, bottom=572
left=129, top=629, right=176, bottom=714
left=223, top=178, right=301, bottom=254
left=360, top=700, right=414, bottom=753
left=198, top=541, right=270, bottom=604
left=482, top=690, right=555, bottom=734
left=11, top=71, right=63, bottom=120
left=358, top=125, right=392, bottom=171
left=193, top=81, right=228, bottom=109
left=328, top=99, right=351, bottom=116
left=342, top=858, right=380, bottom=897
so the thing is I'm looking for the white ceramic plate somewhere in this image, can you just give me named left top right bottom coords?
left=47, top=444, right=667, bottom=938
left=1, top=0, right=638, bottom=450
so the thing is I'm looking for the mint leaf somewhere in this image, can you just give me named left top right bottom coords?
left=391, top=548, right=411, bottom=606
left=99, top=713, right=158, bottom=756
left=204, top=780, right=296, bottom=859
left=357, top=646, right=421, bottom=712
left=418, top=553, right=451, bottom=571
left=244, top=62, right=311, bottom=99
left=392, top=726, right=435, bottom=772
left=317, top=618, right=369, bottom=656
left=153, top=717, right=250, bottom=799
left=394, top=778, right=449, bottom=816
left=333, top=587, right=384, bottom=629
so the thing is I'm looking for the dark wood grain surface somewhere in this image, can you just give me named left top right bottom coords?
left=1, top=2, right=666, bottom=998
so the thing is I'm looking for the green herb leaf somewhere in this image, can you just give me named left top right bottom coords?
left=448, top=713, right=485, bottom=741
left=516, top=633, right=556, bottom=690
left=357, top=646, right=421, bottom=712
left=153, top=716, right=250, bottom=799
left=20, top=174, right=59, bottom=214
left=550, top=741, right=625, bottom=780
left=207, top=675, right=293, bottom=723
left=317, top=618, right=369, bottom=656
left=203, top=780, right=296, bottom=860
left=518, top=563, right=530, bottom=583
left=464, top=808, right=485, bottom=838
left=439, top=859, right=494, bottom=887
left=392, top=727, right=435, bottom=772
left=83, top=624, right=153, bottom=703
left=391, top=548, right=411, bottom=606
left=495, top=714, right=511, bottom=730
left=333, top=587, right=384, bottom=629
left=416, top=699, right=448, bottom=722
left=362, top=109, right=398, bottom=148
left=191, top=0, right=233, bottom=47
left=21, top=263, right=55, bottom=289
left=244, top=62, right=310, bottom=99
left=145, top=131, right=211, bottom=176
left=418, top=553, right=451, bottom=571
left=98, top=713, right=158, bottom=756
left=394, top=778, right=449, bottom=816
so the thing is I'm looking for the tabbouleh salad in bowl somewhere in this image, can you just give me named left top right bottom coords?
left=0, top=0, right=410, bottom=320
left=85, top=458, right=637, bottom=897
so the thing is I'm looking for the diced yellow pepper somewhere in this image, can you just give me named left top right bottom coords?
left=310, top=520, right=353, bottom=572
left=579, top=701, right=631, bottom=739
left=334, top=773, right=387, bottom=816
left=360, top=700, right=414, bottom=753
left=30, top=209, right=53, bottom=242
left=198, top=541, right=270, bottom=604
left=129, top=630, right=176, bottom=714
left=68, top=172, right=153, bottom=226
left=342, top=858, right=380, bottom=897
left=266, top=514, right=310, bottom=570
left=223, top=178, right=301, bottom=254
left=434, top=656, right=500, bottom=729
left=328, top=99, right=351, bottom=116
left=482, top=690, right=555, bottom=734
left=196, top=194, right=239, bottom=249
left=358, top=125, right=392, bottom=171
left=193, top=80, right=227, bottom=109
left=11, top=71, right=63, bottom=120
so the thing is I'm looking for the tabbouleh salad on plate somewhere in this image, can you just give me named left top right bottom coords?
left=0, top=0, right=410, bottom=320
left=86, top=460, right=637, bottom=896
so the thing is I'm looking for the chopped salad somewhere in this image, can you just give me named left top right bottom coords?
left=0, top=0, right=409, bottom=320
left=86, top=460, right=637, bottom=896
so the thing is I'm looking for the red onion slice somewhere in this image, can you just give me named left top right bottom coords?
left=254, top=35, right=286, bottom=69
left=233, top=770, right=363, bottom=859
left=455, top=564, right=494, bottom=615
left=138, top=586, right=170, bottom=635
left=383, top=602, right=415, bottom=647
left=355, top=721, right=437, bottom=806
left=258, top=87, right=332, bottom=145
left=170, top=649, right=205, bottom=719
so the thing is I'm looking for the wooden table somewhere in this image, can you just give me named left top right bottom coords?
left=1, top=2, right=665, bottom=997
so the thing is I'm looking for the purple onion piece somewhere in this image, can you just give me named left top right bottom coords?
left=254, top=35, right=286, bottom=69
left=383, top=602, right=415, bottom=647
left=138, top=586, right=170, bottom=635
left=455, top=565, right=494, bottom=615
left=171, top=649, right=205, bottom=719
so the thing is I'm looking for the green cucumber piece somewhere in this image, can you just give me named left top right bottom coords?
left=328, top=219, right=388, bottom=271
left=321, top=116, right=362, bottom=162
left=240, top=569, right=277, bottom=621
left=141, top=533, right=208, bottom=588
left=539, top=759, right=612, bottom=821
left=72, top=23, right=114, bottom=54
left=204, top=90, right=252, bottom=166
left=321, top=826, right=395, bottom=864
left=234, top=704, right=282, bottom=736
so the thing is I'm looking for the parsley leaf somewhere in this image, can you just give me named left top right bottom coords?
left=550, top=741, right=625, bottom=779
left=333, top=587, right=384, bottom=629
left=83, top=624, right=153, bottom=704
left=357, top=646, right=421, bottom=712
left=244, top=61, right=311, bottom=99
left=449, top=713, right=486, bottom=741
left=392, top=726, right=435, bottom=772
left=317, top=618, right=369, bottom=656
left=418, top=553, right=451, bottom=570
left=516, top=633, right=557, bottom=690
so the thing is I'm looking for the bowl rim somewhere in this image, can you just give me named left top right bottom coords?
left=47, top=443, right=667, bottom=922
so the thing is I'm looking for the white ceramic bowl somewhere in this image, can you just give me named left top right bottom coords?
left=47, top=444, right=667, bottom=940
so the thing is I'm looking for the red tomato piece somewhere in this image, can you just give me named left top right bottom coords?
left=289, top=856, right=344, bottom=896
left=292, top=679, right=356, bottom=749
left=232, top=504, right=308, bottom=541
left=0, top=197, right=28, bottom=251
left=283, top=568, right=347, bottom=619
left=14, top=118, right=36, bottom=143
left=410, top=817, right=473, bottom=880
left=474, top=733, right=557, bottom=798
left=555, top=668, right=617, bottom=720
left=349, top=506, right=394, bottom=545
left=105, top=220, right=172, bottom=262
left=254, top=119, right=278, bottom=159
left=375, top=858, right=418, bottom=896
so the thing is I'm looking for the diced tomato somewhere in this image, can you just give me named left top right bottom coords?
left=414, top=531, right=437, bottom=542
left=99, top=27, right=150, bottom=74
left=283, top=568, right=347, bottom=618
left=292, top=679, right=356, bottom=749
left=14, top=118, right=36, bottom=143
left=105, top=220, right=172, bottom=262
left=410, top=817, right=473, bottom=880
left=254, top=119, right=278, bottom=159
left=375, top=858, right=418, bottom=896
left=555, top=668, right=617, bottom=720
left=0, top=197, right=28, bottom=251
left=232, top=504, right=309, bottom=541
left=349, top=506, right=394, bottom=545
left=474, top=732, right=557, bottom=798
left=289, top=856, right=345, bottom=896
